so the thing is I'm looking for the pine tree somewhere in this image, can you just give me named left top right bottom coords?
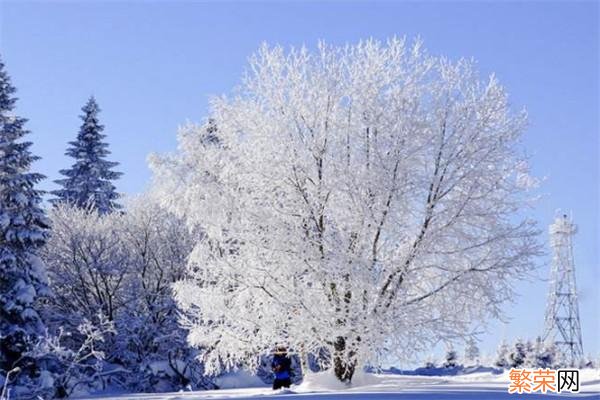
left=52, top=97, right=121, bottom=213
left=0, top=57, right=50, bottom=381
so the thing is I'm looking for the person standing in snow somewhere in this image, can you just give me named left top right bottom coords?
left=272, top=345, right=292, bottom=390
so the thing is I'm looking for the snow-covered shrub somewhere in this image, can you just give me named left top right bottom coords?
left=28, top=314, right=115, bottom=398
left=41, top=198, right=207, bottom=394
left=443, top=349, right=459, bottom=368
left=150, top=38, right=541, bottom=382
left=1, top=368, right=21, bottom=400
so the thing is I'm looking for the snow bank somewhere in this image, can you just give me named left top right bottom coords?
left=296, top=370, right=348, bottom=391
left=297, top=369, right=380, bottom=392
left=214, top=369, right=267, bottom=389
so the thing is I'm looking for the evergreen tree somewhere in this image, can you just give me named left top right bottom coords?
left=525, top=337, right=557, bottom=368
left=52, top=97, right=121, bottom=213
left=443, top=348, right=459, bottom=368
left=495, top=340, right=511, bottom=369
left=0, top=57, right=50, bottom=384
left=509, top=338, right=529, bottom=368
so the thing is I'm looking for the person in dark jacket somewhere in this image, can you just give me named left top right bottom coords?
left=271, top=345, right=292, bottom=390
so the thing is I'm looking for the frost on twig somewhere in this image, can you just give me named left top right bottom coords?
left=29, top=314, right=116, bottom=398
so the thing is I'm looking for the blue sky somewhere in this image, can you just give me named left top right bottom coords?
left=1, top=1, right=598, bottom=361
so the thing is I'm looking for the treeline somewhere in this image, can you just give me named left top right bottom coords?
left=0, top=58, right=215, bottom=398
left=421, top=338, right=596, bottom=372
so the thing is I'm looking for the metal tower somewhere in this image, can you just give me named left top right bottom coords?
left=543, top=214, right=584, bottom=367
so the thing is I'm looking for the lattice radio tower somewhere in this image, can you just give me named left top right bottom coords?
left=543, top=214, right=584, bottom=367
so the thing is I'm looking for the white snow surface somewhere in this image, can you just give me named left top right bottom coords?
left=76, top=369, right=600, bottom=399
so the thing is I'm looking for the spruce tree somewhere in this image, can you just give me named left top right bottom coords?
left=0, top=58, right=50, bottom=380
left=52, top=97, right=121, bottom=213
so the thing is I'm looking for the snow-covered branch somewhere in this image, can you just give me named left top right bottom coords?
left=150, top=38, right=541, bottom=382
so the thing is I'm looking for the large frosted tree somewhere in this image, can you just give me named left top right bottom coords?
left=150, top=38, right=541, bottom=382
left=52, top=97, right=121, bottom=213
left=0, top=58, right=50, bottom=386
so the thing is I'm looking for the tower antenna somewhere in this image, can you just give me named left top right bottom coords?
left=543, top=213, right=584, bottom=366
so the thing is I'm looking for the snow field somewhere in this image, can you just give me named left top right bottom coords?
left=77, top=369, right=600, bottom=400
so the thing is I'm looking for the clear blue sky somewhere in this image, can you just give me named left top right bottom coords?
left=1, top=1, right=598, bottom=361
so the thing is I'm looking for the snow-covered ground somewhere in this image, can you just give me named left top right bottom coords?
left=78, top=369, right=600, bottom=400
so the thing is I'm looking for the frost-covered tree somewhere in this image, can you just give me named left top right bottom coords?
left=443, top=348, right=459, bottom=368
left=495, top=340, right=511, bottom=369
left=42, top=197, right=206, bottom=393
left=0, top=57, right=51, bottom=393
left=463, top=337, right=480, bottom=366
left=115, top=197, right=205, bottom=392
left=508, top=338, right=531, bottom=368
left=52, top=97, right=121, bottom=213
left=43, top=205, right=130, bottom=325
left=150, top=38, right=541, bottom=382
left=525, top=337, right=558, bottom=369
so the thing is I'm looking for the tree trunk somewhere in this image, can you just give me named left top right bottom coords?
left=300, top=350, right=310, bottom=376
left=332, top=336, right=356, bottom=382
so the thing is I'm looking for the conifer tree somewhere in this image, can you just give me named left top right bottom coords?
left=509, top=338, right=529, bottom=368
left=495, top=340, right=511, bottom=369
left=0, top=57, right=50, bottom=382
left=52, top=97, right=121, bottom=213
left=443, top=348, right=459, bottom=368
